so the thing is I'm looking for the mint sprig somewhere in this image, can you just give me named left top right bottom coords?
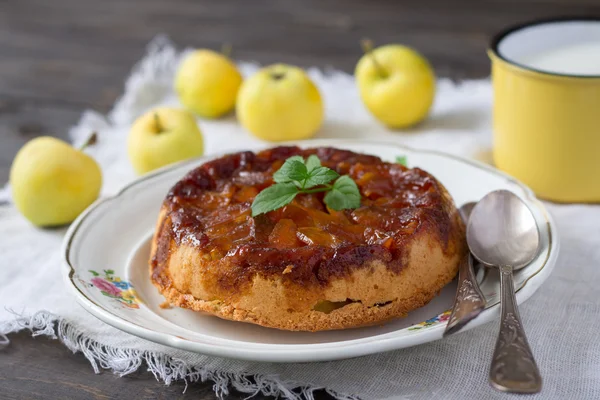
left=251, top=155, right=361, bottom=216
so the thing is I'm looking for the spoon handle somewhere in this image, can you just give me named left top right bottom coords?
left=443, top=253, right=486, bottom=336
left=490, top=265, right=542, bottom=393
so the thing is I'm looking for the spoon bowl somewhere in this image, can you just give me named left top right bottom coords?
left=467, top=190, right=540, bottom=269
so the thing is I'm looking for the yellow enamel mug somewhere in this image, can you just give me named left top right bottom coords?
left=489, top=18, right=600, bottom=203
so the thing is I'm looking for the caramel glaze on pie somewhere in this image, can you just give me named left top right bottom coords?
left=150, top=146, right=466, bottom=331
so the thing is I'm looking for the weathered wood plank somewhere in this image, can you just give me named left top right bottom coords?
left=2, top=0, right=599, bottom=109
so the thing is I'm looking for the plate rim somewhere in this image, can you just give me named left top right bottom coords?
left=61, top=139, right=559, bottom=362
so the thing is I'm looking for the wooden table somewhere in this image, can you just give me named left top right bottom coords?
left=1, top=1, right=597, bottom=398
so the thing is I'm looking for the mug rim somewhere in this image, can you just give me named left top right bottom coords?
left=490, top=16, right=600, bottom=79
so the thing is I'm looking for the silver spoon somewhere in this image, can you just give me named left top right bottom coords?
left=443, top=202, right=486, bottom=336
left=467, top=190, right=542, bottom=394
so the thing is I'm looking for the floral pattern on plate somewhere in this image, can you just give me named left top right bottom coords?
left=88, top=269, right=140, bottom=309
left=408, top=310, right=451, bottom=330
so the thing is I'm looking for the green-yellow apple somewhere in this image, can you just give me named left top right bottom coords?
left=236, top=64, right=324, bottom=141
left=10, top=135, right=102, bottom=227
left=127, top=107, right=204, bottom=174
left=175, top=49, right=243, bottom=118
left=355, top=41, right=436, bottom=128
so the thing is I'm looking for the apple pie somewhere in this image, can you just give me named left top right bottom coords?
left=150, top=146, right=465, bottom=331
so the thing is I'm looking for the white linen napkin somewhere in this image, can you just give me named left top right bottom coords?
left=1, top=36, right=599, bottom=400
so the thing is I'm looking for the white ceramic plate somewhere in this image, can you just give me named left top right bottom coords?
left=62, top=140, right=559, bottom=363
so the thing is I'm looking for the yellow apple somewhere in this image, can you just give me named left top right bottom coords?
left=236, top=64, right=324, bottom=142
left=175, top=49, right=243, bottom=118
left=127, top=107, right=204, bottom=174
left=355, top=41, right=436, bottom=128
left=10, top=136, right=102, bottom=227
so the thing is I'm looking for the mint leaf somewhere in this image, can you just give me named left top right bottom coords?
left=324, top=175, right=361, bottom=210
left=273, top=155, right=338, bottom=189
left=396, top=155, right=407, bottom=166
left=252, top=155, right=362, bottom=216
left=251, top=183, right=299, bottom=216
left=304, top=166, right=339, bottom=187
left=273, top=157, right=307, bottom=184
left=305, top=155, right=321, bottom=172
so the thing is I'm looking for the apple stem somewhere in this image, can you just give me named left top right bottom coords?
left=221, top=43, right=233, bottom=58
left=360, top=39, right=387, bottom=78
left=154, top=112, right=164, bottom=134
left=79, top=132, right=98, bottom=151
